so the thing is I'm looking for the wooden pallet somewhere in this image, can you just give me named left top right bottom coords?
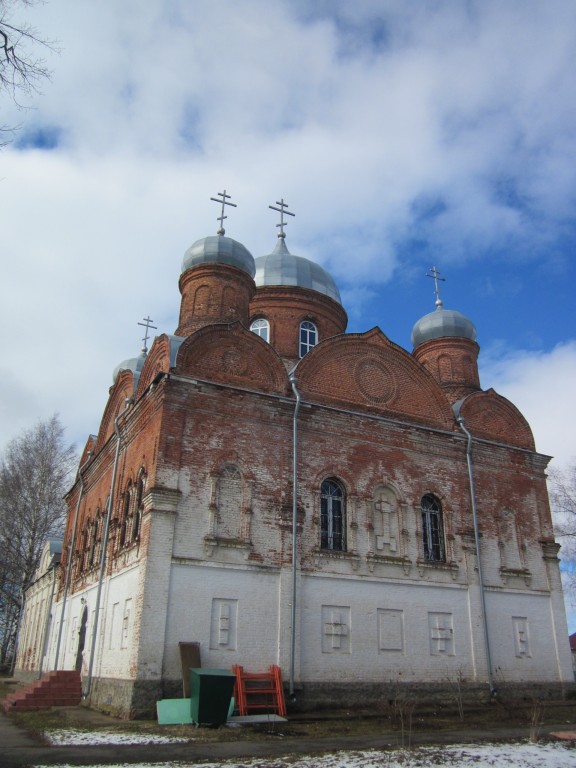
left=233, top=664, right=286, bottom=716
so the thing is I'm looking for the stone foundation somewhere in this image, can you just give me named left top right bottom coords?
left=80, top=675, right=576, bottom=719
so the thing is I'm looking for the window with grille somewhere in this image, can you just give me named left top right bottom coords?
left=421, top=494, right=445, bottom=562
left=320, top=479, right=346, bottom=551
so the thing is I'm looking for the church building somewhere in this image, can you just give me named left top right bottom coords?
left=15, top=194, right=573, bottom=717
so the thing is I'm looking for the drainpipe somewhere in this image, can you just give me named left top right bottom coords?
left=458, top=416, right=496, bottom=695
left=85, top=398, right=132, bottom=697
left=38, top=558, right=58, bottom=678
left=288, top=372, right=301, bottom=699
left=54, top=458, right=90, bottom=670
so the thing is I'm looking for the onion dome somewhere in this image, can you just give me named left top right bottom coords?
left=411, top=306, right=477, bottom=347
left=112, top=349, right=147, bottom=384
left=254, top=237, right=342, bottom=304
left=182, top=234, right=255, bottom=278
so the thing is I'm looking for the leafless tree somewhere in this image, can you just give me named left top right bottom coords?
left=0, top=414, right=76, bottom=669
left=1, top=0, right=55, bottom=143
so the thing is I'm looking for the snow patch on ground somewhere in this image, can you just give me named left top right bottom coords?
left=34, top=740, right=575, bottom=767
left=44, top=728, right=190, bottom=745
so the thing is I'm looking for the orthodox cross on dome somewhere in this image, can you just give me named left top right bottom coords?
left=210, top=190, right=237, bottom=235
left=269, top=198, right=295, bottom=239
left=138, top=315, right=157, bottom=355
left=426, top=266, right=445, bottom=308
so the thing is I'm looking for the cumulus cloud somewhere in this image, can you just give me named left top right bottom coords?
left=482, top=341, right=576, bottom=471
left=1, top=0, right=575, bottom=463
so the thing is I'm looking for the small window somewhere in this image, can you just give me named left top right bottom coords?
left=250, top=318, right=270, bottom=343
left=421, top=494, right=445, bottom=562
left=320, top=479, right=346, bottom=551
left=300, top=320, right=318, bottom=357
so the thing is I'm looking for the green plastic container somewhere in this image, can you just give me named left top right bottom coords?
left=190, top=668, right=236, bottom=726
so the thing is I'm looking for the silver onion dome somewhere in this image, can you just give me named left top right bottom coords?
left=112, top=350, right=147, bottom=384
left=254, top=237, right=342, bottom=304
left=181, top=234, right=256, bottom=278
left=411, top=306, right=477, bottom=347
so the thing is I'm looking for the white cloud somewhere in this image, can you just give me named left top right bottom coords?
left=482, top=341, right=576, bottom=471
left=1, top=0, right=576, bottom=464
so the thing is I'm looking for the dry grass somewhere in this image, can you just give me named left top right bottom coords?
left=6, top=699, right=576, bottom=746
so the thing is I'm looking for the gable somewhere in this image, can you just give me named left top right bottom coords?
left=134, top=334, right=183, bottom=398
left=295, top=327, right=455, bottom=429
left=174, top=322, right=289, bottom=395
left=456, top=389, right=535, bottom=450
left=95, top=371, right=134, bottom=451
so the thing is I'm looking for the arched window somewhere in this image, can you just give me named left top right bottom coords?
left=299, top=320, right=318, bottom=357
left=320, top=479, right=346, bottom=551
left=421, top=494, right=445, bottom=562
left=119, top=486, right=131, bottom=549
left=132, top=473, right=146, bottom=542
left=250, top=317, right=270, bottom=343
left=80, top=523, right=90, bottom=574
left=89, top=513, right=100, bottom=568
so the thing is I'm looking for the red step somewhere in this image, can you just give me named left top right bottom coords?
left=1, top=671, right=82, bottom=713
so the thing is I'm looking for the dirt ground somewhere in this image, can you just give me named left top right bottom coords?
left=4, top=681, right=576, bottom=747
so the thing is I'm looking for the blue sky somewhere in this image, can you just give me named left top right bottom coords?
left=1, top=0, right=575, bottom=628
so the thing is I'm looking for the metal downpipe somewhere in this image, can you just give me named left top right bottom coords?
left=288, top=372, right=301, bottom=699
left=85, top=398, right=132, bottom=698
left=54, top=460, right=89, bottom=670
left=458, top=416, right=496, bottom=695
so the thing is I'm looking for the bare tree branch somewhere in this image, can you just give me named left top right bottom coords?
left=0, top=0, right=56, bottom=143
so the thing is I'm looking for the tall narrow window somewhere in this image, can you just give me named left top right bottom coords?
left=250, top=318, right=270, bottom=343
left=320, top=479, right=346, bottom=551
left=299, top=320, right=318, bottom=357
left=119, top=486, right=131, bottom=549
left=421, top=494, right=445, bottom=562
left=132, top=474, right=146, bottom=542
left=89, top=514, right=100, bottom=568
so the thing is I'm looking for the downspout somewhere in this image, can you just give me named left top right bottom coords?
left=85, top=398, right=132, bottom=698
left=38, top=559, right=58, bottom=678
left=458, top=416, right=496, bottom=695
left=55, top=459, right=89, bottom=670
left=288, top=372, right=301, bottom=700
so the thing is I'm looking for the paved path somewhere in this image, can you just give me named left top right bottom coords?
left=1, top=710, right=574, bottom=768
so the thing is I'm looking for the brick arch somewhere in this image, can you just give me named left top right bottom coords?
left=310, top=467, right=355, bottom=498
left=295, top=327, right=455, bottom=429
left=135, top=335, right=173, bottom=398
left=174, top=322, right=289, bottom=395
left=95, top=373, right=134, bottom=451
left=457, top=388, right=535, bottom=450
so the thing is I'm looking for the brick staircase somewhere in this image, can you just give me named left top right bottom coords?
left=1, top=671, right=82, bottom=712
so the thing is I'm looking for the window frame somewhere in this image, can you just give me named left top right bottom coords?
left=250, top=317, right=270, bottom=343
left=421, top=493, right=445, bottom=563
left=299, top=320, right=318, bottom=357
left=320, top=478, right=346, bottom=552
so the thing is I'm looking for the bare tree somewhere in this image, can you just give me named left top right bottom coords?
left=0, top=414, right=76, bottom=669
left=0, top=0, right=55, bottom=143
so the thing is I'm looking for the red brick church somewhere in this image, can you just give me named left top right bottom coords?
left=15, top=193, right=573, bottom=717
